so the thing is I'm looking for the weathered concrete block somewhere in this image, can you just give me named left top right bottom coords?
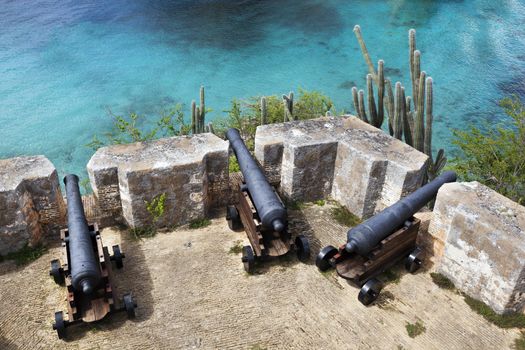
left=0, top=156, right=65, bottom=255
left=87, top=134, right=229, bottom=229
left=254, top=116, right=428, bottom=218
left=431, top=182, right=525, bottom=314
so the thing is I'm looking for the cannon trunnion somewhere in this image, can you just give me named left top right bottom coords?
left=316, top=171, right=457, bottom=305
left=226, top=128, right=310, bottom=272
left=49, top=175, right=136, bottom=339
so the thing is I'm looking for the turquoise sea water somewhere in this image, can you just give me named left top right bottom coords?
left=1, top=0, right=525, bottom=183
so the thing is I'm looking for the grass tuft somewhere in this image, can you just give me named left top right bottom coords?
left=330, top=205, right=361, bottom=227
left=314, top=199, right=326, bottom=206
left=2, top=244, right=47, bottom=266
left=405, top=321, right=426, bottom=338
left=430, top=272, right=456, bottom=290
left=130, top=226, right=156, bottom=240
left=381, top=269, right=401, bottom=284
left=229, top=240, right=243, bottom=254
left=463, top=295, right=525, bottom=328
left=189, top=218, right=211, bottom=229
left=515, top=332, right=525, bottom=350
left=286, top=200, right=305, bottom=211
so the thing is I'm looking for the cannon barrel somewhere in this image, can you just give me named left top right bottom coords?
left=345, top=171, right=457, bottom=256
left=64, top=174, right=101, bottom=294
left=226, top=128, right=287, bottom=232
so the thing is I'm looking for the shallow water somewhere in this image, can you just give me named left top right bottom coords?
left=1, top=0, right=525, bottom=183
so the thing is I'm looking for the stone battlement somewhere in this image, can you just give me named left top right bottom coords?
left=0, top=116, right=524, bottom=315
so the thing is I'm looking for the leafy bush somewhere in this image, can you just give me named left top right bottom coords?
left=215, top=88, right=336, bottom=149
left=451, top=96, right=525, bottom=204
left=405, top=321, right=426, bottom=338
left=87, top=104, right=191, bottom=150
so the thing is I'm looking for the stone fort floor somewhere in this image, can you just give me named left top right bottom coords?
left=0, top=203, right=520, bottom=350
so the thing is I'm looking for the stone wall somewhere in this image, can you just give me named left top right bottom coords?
left=0, top=156, right=65, bottom=255
left=255, top=116, right=429, bottom=218
left=87, top=133, right=229, bottom=229
left=427, top=181, right=525, bottom=314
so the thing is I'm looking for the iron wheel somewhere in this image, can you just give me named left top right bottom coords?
left=358, top=278, right=383, bottom=306
left=241, top=245, right=255, bottom=274
left=315, top=245, right=338, bottom=271
left=295, top=235, right=310, bottom=262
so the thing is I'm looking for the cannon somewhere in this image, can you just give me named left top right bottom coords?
left=49, top=174, right=136, bottom=339
left=316, top=171, right=457, bottom=305
left=225, top=128, right=310, bottom=272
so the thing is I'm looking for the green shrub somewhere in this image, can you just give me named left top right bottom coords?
left=314, top=199, right=326, bottom=206
left=87, top=104, right=190, bottom=150
left=515, top=332, right=525, bottom=350
left=189, top=218, right=211, bottom=229
left=405, top=321, right=426, bottom=338
left=463, top=295, right=525, bottom=328
left=451, top=96, right=525, bottom=204
left=2, top=244, right=47, bottom=266
left=430, top=272, right=456, bottom=290
left=229, top=240, right=243, bottom=254
left=330, top=205, right=361, bottom=227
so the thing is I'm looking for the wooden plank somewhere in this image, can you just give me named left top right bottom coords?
left=238, top=189, right=265, bottom=256
left=82, top=298, right=110, bottom=323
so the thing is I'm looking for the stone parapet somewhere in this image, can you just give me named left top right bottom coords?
left=430, top=181, right=525, bottom=314
left=254, top=116, right=429, bottom=218
left=0, top=156, right=65, bottom=255
left=87, top=134, right=229, bottom=229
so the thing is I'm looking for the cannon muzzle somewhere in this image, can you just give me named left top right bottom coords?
left=64, top=174, right=101, bottom=294
left=345, top=171, right=457, bottom=256
left=226, top=128, right=287, bottom=232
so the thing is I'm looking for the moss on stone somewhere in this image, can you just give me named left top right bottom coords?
left=463, top=295, right=525, bottom=328
left=2, top=244, right=47, bottom=266
left=330, top=205, right=361, bottom=227
left=189, top=218, right=211, bottom=229
left=430, top=272, right=456, bottom=290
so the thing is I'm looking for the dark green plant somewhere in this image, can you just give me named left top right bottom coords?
left=229, top=155, right=240, bottom=173
left=189, top=218, right=211, bottom=229
left=451, top=96, right=525, bottom=204
left=463, top=295, right=525, bottom=328
left=352, top=25, right=446, bottom=182
left=192, top=86, right=208, bottom=134
left=405, top=321, right=426, bottom=338
left=330, top=205, right=361, bottom=227
left=430, top=272, right=456, bottom=290
left=229, top=240, right=243, bottom=254
left=145, top=193, right=166, bottom=224
left=2, top=244, right=47, bottom=266
left=130, top=226, right=156, bottom=240
left=87, top=104, right=191, bottom=151
left=515, top=332, right=525, bottom=350
left=79, top=177, right=92, bottom=194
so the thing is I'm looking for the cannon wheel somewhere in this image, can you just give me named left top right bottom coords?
left=49, top=259, right=64, bottom=285
left=112, top=245, right=124, bottom=269
left=53, top=311, right=67, bottom=339
left=315, top=245, right=338, bottom=271
left=295, top=235, right=310, bottom=262
left=405, top=247, right=423, bottom=273
left=241, top=246, right=255, bottom=274
left=226, top=205, right=243, bottom=231
left=123, top=293, right=137, bottom=319
left=358, top=278, right=383, bottom=306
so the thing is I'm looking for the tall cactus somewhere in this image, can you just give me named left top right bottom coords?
left=351, top=26, right=446, bottom=182
left=283, top=91, right=294, bottom=122
left=261, top=96, right=268, bottom=125
left=191, top=86, right=206, bottom=134
left=199, top=85, right=205, bottom=133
